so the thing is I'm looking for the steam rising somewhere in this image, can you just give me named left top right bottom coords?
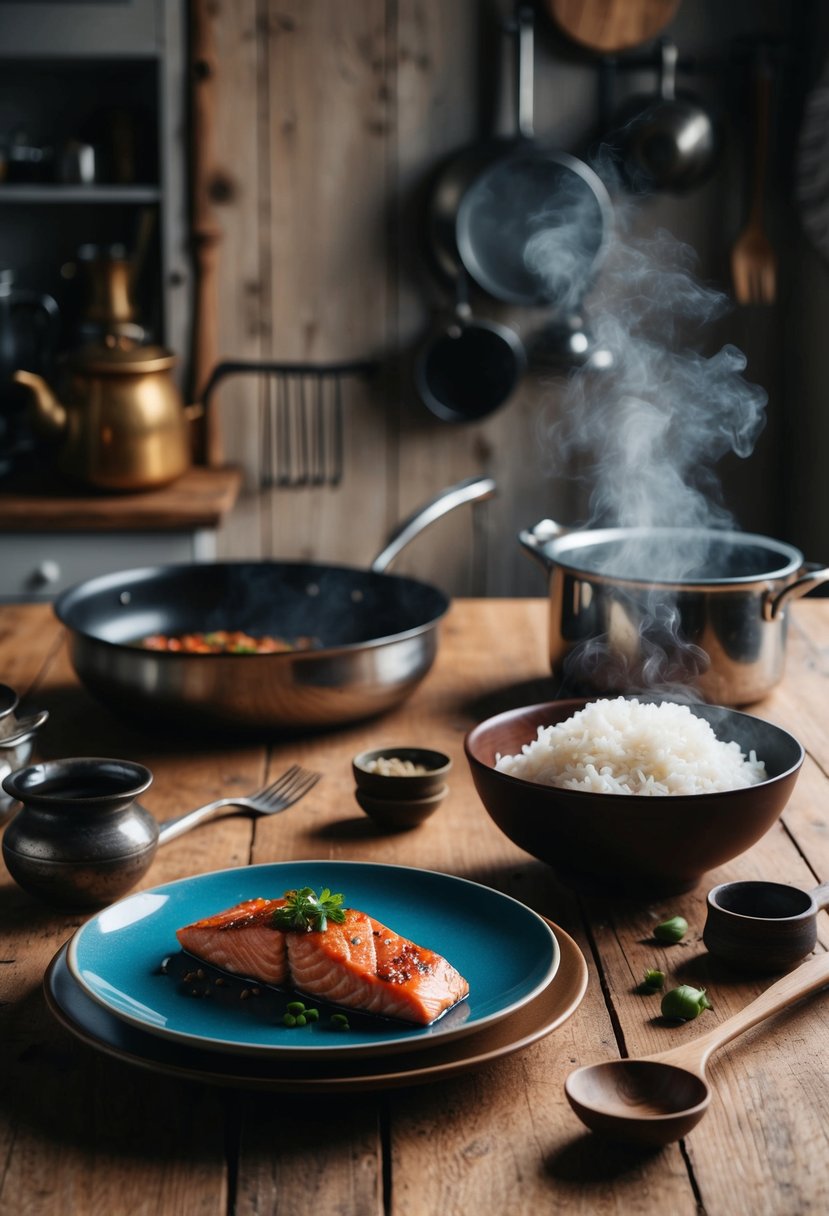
left=552, top=229, right=768, bottom=553
left=526, top=176, right=770, bottom=694
left=530, top=190, right=768, bottom=580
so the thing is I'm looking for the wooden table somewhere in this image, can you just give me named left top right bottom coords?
left=1, top=599, right=828, bottom=1215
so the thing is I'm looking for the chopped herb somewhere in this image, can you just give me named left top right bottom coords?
left=272, top=887, right=346, bottom=932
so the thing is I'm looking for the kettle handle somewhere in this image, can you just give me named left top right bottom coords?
left=518, top=518, right=569, bottom=572
left=764, top=562, right=829, bottom=621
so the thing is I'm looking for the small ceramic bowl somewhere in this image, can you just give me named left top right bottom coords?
left=354, top=784, right=449, bottom=829
left=352, top=747, right=452, bottom=800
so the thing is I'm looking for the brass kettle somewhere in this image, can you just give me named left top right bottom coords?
left=14, top=338, right=197, bottom=492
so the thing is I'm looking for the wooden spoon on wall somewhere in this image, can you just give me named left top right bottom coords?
left=545, top=0, right=680, bottom=54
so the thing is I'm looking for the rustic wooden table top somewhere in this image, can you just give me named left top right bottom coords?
left=1, top=598, right=828, bottom=1215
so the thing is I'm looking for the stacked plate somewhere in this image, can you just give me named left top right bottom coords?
left=46, top=860, right=588, bottom=1092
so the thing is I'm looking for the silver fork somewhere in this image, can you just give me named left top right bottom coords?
left=157, top=764, right=321, bottom=846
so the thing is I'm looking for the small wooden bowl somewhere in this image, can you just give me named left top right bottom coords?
left=354, top=784, right=448, bottom=829
left=352, top=748, right=452, bottom=800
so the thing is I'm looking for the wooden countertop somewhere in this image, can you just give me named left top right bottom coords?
left=1, top=598, right=828, bottom=1214
left=0, top=465, right=242, bottom=531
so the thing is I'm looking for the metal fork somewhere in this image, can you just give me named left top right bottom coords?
left=157, top=764, right=321, bottom=846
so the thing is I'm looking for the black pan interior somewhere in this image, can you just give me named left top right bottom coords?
left=55, top=563, right=449, bottom=649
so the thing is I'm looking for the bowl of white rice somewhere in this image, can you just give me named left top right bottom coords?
left=464, top=697, right=803, bottom=894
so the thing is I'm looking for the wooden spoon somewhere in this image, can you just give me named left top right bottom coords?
left=565, top=950, right=829, bottom=1146
left=545, top=0, right=680, bottom=54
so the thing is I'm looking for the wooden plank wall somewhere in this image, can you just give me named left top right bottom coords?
left=206, top=0, right=811, bottom=597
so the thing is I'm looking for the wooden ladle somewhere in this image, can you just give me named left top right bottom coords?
left=565, top=950, right=829, bottom=1146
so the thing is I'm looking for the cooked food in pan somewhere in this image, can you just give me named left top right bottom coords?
left=139, top=630, right=318, bottom=654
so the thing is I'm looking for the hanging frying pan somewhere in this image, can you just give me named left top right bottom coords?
left=428, top=5, right=613, bottom=313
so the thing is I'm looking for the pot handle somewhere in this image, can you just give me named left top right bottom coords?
left=370, top=476, right=496, bottom=573
left=518, top=518, right=569, bottom=571
left=764, top=562, right=829, bottom=621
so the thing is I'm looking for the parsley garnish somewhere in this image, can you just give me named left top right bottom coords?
left=272, top=887, right=346, bottom=932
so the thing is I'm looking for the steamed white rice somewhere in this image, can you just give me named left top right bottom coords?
left=494, top=697, right=767, bottom=796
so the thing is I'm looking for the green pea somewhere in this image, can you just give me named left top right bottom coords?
left=305, top=1008, right=320, bottom=1022
left=661, top=984, right=711, bottom=1022
left=286, top=1000, right=306, bottom=1014
left=331, top=1013, right=350, bottom=1030
left=294, top=1014, right=307, bottom=1027
left=654, top=915, right=688, bottom=944
left=282, top=1013, right=298, bottom=1027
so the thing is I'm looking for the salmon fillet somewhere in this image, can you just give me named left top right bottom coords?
left=287, top=907, right=469, bottom=1025
left=175, top=897, right=288, bottom=985
left=176, top=896, right=469, bottom=1026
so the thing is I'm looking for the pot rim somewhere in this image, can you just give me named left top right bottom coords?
left=538, top=525, right=805, bottom=586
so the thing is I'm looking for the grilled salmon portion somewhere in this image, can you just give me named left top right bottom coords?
left=287, top=907, right=469, bottom=1025
left=176, top=897, right=288, bottom=985
left=176, top=894, right=469, bottom=1026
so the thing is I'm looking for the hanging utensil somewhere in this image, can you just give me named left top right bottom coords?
left=201, top=358, right=377, bottom=489
left=415, top=272, right=526, bottom=422
left=428, top=4, right=612, bottom=314
left=606, top=39, right=721, bottom=194
left=544, top=0, right=680, bottom=54
left=731, top=45, right=777, bottom=305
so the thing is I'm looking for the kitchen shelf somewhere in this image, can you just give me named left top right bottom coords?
left=0, top=1, right=190, bottom=399
left=0, top=466, right=243, bottom=601
left=0, top=186, right=162, bottom=204
left=0, top=466, right=243, bottom=533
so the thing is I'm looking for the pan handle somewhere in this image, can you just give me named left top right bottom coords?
left=515, top=4, right=535, bottom=140
left=518, top=518, right=569, bottom=571
left=371, top=476, right=496, bottom=573
left=763, top=562, right=829, bottom=621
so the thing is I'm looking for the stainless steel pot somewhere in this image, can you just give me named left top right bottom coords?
left=55, top=477, right=495, bottom=734
left=520, top=519, right=829, bottom=705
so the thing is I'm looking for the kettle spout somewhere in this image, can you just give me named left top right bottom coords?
left=12, top=370, right=67, bottom=439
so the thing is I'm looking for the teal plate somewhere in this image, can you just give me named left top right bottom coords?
left=66, top=861, right=559, bottom=1060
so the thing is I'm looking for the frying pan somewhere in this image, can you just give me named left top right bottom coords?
left=54, top=477, right=495, bottom=734
left=429, top=5, right=612, bottom=311
left=414, top=270, right=526, bottom=422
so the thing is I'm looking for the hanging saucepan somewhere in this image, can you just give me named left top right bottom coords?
left=605, top=40, right=720, bottom=194
left=54, top=477, right=496, bottom=734
left=520, top=519, right=829, bottom=705
left=414, top=271, right=526, bottom=422
left=428, top=5, right=613, bottom=314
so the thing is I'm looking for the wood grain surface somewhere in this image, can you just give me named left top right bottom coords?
left=0, top=466, right=241, bottom=532
left=0, top=599, right=828, bottom=1214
